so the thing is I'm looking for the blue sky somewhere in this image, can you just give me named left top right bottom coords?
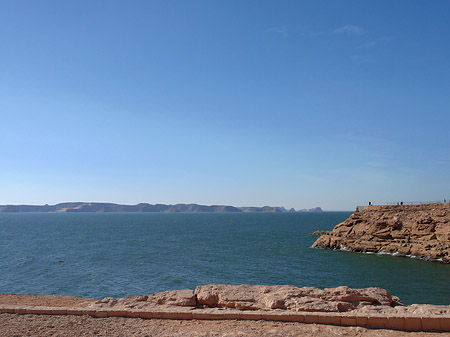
left=1, top=0, right=449, bottom=210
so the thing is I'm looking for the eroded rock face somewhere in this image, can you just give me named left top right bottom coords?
left=93, top=289, right=196, bottom=309
left=90, top=285, right=402, bottom=313
left=313, top=203, right=450, bottom=263
left=194, top=284, right=401, bottom=312
left=147, top=289, right=197, bottom=307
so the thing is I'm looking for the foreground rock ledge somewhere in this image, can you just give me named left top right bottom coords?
left=313, top=203, right=450, bottom=263
left=91, top=284, right=402, bottom=313
left=1, top=285, right=450, bottom=332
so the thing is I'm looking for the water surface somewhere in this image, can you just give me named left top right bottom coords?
left=0, top=212, right=448, bottom=305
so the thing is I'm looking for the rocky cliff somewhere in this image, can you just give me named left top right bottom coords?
left=313, top=203, right=450, bottom=263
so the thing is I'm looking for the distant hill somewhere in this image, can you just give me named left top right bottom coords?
left=239, top=206, right=285, bottom=213
left=0, top=203, right=323, bottom=213
left=297, top=207, right=323, bottom=212
left=0, top=203, right=241, bottom=213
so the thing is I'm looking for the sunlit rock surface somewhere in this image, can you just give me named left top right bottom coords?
left=313, top=203, right=450, bottom=263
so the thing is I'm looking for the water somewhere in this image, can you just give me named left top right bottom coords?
left=0, top=212, right=449, bottom=305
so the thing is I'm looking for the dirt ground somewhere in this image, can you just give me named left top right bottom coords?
left=0, top=294, right=95, bottom=307
left=1, top=294, right=448, bottom=337
left=1, top=314, right=449, bottom=337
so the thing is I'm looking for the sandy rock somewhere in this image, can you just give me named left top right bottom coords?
left=88, top=284, right=402, bottom=313
left=352, top=303, right=450, bottom=317
left=194, top=284, right=400, bottom=312
left=312, top=230, right=330, bottom=235
left=93, top=289, right=196, bottom=309
left=147, top=289, right=196, bottom=306
left=313, top=203, right=450, bottom=263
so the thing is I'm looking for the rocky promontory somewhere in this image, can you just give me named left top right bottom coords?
left=313, top=203, right=450, bottom=263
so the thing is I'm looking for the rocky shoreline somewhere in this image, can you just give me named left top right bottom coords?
left=313, top=203, right=450, bottom=263
left=1, top=285, right=450, bottom=334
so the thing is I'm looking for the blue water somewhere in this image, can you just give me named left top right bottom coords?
left=0, top=212, right=449, bottom=305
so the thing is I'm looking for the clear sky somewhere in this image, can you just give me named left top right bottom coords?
left=1, top=1, right=449, bottom=211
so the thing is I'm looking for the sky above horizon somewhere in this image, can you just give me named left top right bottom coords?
left=1, top=1, right=449, bottom=211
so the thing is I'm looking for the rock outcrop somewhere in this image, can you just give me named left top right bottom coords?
left=313, top=203, right=450, bottom=263
left=93, top=289, right=197, bottom=309
left=90, top=284, right=401, bottom=313
left=194, top=284, right=401, bottom=312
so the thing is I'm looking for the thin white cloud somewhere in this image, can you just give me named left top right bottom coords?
left=268, top=26, right=288, bottom=38
left=334, top=25, right=365, bottom=36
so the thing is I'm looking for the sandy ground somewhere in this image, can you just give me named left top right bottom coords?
left=1, top=295, right=449, bottom=337
left=0, top=294, right=95, bottom=307
left=1, top=314, right=449, bottom=337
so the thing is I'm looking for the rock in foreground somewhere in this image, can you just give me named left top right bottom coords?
left=313, top=203, right=450, bottom=263
left=91, top=284, right=401, bottom=313
left=195, top=284, right=401, bottom=312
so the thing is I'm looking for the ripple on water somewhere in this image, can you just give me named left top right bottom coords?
left=0, top=212, right=449, bottom=305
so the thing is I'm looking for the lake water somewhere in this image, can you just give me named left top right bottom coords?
left=0, top=212, right=449, bottom=305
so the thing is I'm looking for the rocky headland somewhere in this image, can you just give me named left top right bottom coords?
left=313, top=203, right=450, bottom=263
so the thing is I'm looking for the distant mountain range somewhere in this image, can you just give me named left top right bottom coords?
left=0, top=203, right=323, bottom=213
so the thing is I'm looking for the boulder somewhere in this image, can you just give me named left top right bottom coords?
left=147, top=289, right=196, bottom=306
